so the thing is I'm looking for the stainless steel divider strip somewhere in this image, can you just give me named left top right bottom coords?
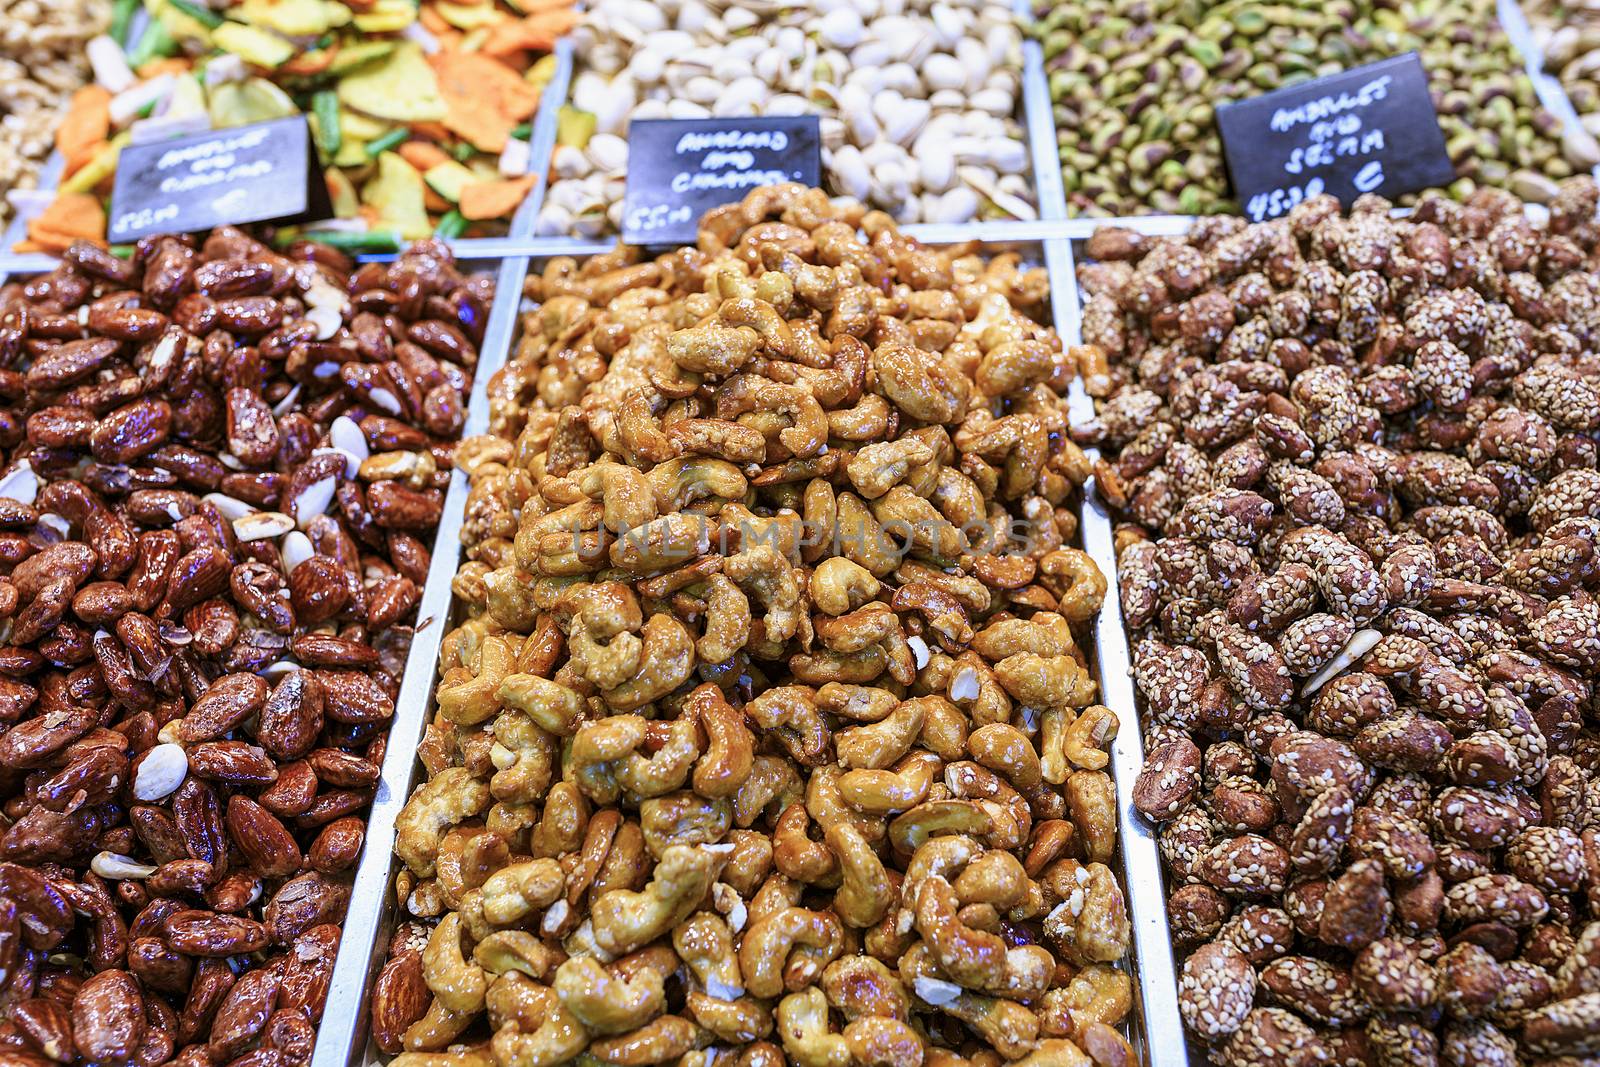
left=303, top=215, right=1201, bottom=266
left=0, top=218, right=1192, bottom=274
left=517, top=35, right=577, bottom=237
left=308, top=239, right=536, bottom=1067
left=0, top=253, right=58, bottom=274
left=1023, top=3, right=1184, bottom=1047
left=1046, top=236, right=1187, bottom=1067
left=0, top=235, right=601, bottom=276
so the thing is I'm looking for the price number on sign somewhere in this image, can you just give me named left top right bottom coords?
left=1244, top=177, right=1326, bottom=223
left=112, top=204, right=180, bottom=235
left=625, top=203, right=693, bottom=236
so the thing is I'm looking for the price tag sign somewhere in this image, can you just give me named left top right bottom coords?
left=621, top=116, right=821, bottom=246
left=1216, top=52, right=1455, bottom=222
left=108, top=116, right=332, bottom=243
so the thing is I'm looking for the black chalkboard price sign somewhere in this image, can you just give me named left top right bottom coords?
left=622, top=116, right=822, bottom=246
left=108, top=116, right=332, bottom=243
left=1215, top=52, right=1455, bottom=222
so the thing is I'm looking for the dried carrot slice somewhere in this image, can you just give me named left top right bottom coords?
left=424, top=186, right=453, bottom=213
left=28, top=194, right=107, bottom=250
left=280, top=46, right=339, bottom=77
left=429, top=50, right=538, bottom=152
left=481, top=9, right=578, bottom=56
left=418, top=4, right=457, bottom=38
left=25, top=231, right=77, bottom=254
left=399, top=141, right=453, bottom=172
left=410, top=121, right=454, bottom=143
left=526, top=8, right=579, bottom=33
left=458, top=174, right=536, bottom=220
left=134, top=57, right=191, bottom=80
left=56, top=86, right=112, bottom=172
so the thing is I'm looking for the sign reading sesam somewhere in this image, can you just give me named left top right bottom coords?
left=1215, top=52, right=1455, bottom=222
left=622, top=116, right=822, bottom=245
left=108, top=116, right=332, bottom=243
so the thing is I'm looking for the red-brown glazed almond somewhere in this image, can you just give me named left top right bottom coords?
left=0, top=233, right=489, bottom=1060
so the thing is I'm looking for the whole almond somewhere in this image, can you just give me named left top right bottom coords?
left=164, top=910, right=270, bottom=958
left=16, top=996, right=77, bottom=1061
left=290, top=632, right=378, bottom=668
left=131, top=742, right=187, bottom=799
left=224, top=796, right=301, bottom=879
left=225, top=389, right=280, bottom=468
left=179, top=673, right=269, bottom=743
left=70, top=969, right=145, bottom=1067
left=369, top=949, right=428, bottom=1054
left=318, top=669, right=394, bottom=724
left=287, top=557, right=350, bottom=625
left=189, top=741, right=279, bottom=786
left=307, top=817, right=364, bottom=874
left=256, top=671, right=324, bottom=761
left=257, top=760, right=319, bottom=818
left=161, top=545, right=231, bottom=617
left=72, top=581, right=135, bottom=626
left=205, top=964, right=279, bottom=1062
left=91, top=398, right=172, bottom=465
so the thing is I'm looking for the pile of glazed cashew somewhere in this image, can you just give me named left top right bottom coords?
left=374, top=184, right=1134, bottom=1066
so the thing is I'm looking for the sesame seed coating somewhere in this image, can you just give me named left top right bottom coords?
left=1092, top=182, right=1600, bottom=1064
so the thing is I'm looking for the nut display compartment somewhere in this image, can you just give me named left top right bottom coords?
left=0, top=235, right=512, bottom=1067
left=3, top=1, right=1600, bottom=1064
left=1067, top=167, right=1600, bottom=1064
left=534, top=0, right=1040, bottom=239
left=309, top=230, right=1169, bottom=1067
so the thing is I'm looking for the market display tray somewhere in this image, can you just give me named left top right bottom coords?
left=0, top=2, right=1591, bottom=1064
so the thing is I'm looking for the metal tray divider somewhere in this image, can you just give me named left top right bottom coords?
left=1020, top=21, right=1174, bottom=1063
left=406, top=217, right=1205, bottom=262
left=1048, top=234, right=1187, bottom=1067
